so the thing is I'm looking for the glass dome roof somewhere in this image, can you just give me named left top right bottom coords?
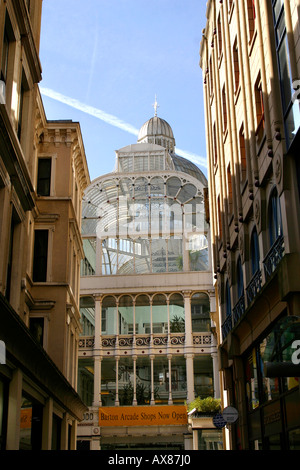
left=170, top=154, right=208, bottom=186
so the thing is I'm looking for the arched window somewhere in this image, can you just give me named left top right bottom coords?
left=169, top=293, right=185, bottom=333
left=250, top=227, right=260, bottom=276
left=191, top=293, right=210, bottom=332
left=118, top=295, right=133, bottom=335
left=135, top=294, right=150, bottom=335
left=152, top=294, right=168, bottom=333
left=268, top=188, right=282, bottom=247
left=79, top=296, right=95, bottom=336
left=237, top=256, right=244, bottom=300
left=101, top=296, right=116, bottom=335
left=225, top=280, right=232, bottom=318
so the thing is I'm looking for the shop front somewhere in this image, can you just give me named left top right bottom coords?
left=77, top=404, right=191, bottom=450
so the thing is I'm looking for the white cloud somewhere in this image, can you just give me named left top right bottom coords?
left=39, top=86, right=207, bottom=168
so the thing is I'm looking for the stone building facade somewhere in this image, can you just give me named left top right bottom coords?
left=200, top=0, right=300, bottom=450
left=0, top=0, right=90, bottom=449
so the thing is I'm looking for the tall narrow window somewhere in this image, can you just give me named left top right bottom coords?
left=17, top=72, right=26, bottom=140
left=233, top=38, right=240, bottom=92
left=1, top=29, right=9, bottom=84
left=5, top=210, right=19, bottom=301
left=237, top=256, right=244, bottom=300
left=32, top=230, right=48, bottom=282
left=217, top=13, right=222, bottom=57
left=268, top=188, right=282, bottom=247
left=254, top=73, right=265, bottom=143
left=250, top=227, right=260, bottom=276
left=247, top=0, right=256, bottom=42
left=217, top=196, right=222, bottom=239
left=213, top=123, right=218, bottom=165
left=239, top=124, right=247, bottom=182
left=225, top=280, right=232, bottom=317
left=37, top=158, right=52, bottom=196
left=222, top=85, right=227, bottom=133
left=227, top=164, right=233, bottom=214
left=209, top=56, right=213, bottom=95
left=29, top=317, right=44, bottom=346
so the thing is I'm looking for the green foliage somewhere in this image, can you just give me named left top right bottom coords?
left=170, top=315, right=185, bottom=332
left=187, top=396, right=221, bottom=413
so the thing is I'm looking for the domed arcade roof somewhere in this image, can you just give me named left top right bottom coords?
left=137, top=116, right=176, bottom=151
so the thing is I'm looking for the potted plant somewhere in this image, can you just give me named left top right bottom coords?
left=187, top=396, right=221, bottom=416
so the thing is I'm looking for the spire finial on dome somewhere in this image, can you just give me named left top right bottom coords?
left=152, top=95, right=159, bottom=117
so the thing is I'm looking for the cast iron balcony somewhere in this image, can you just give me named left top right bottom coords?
left=232, top=294, right=246, bottom=325
left=221, top=314, right=233, bottom=341
left=263, top=235, right=284, bottom=280
left=246, top=269, right=262, bottom=305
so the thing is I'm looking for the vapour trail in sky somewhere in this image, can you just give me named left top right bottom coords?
left=39, top=87, right=207, bottom=169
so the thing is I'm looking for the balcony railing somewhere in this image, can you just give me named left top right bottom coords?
left=232, top=294, right=246, bottom=326
left=79, top=333, right=212, bottom=350
left=246, top=269, right=262, bottom=305
left=221, top=314, right=233, bottom=341
left=263, top=235, right=284, bottom=280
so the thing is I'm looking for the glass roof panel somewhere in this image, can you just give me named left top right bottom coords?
left=166, top=176, right=181, bottom=198
left=177, top=183, right=197, bottom=203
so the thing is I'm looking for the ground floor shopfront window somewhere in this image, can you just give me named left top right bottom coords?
left=244, top=315, right=300, bottom=449
left=197, top=429, right=223, bottom=450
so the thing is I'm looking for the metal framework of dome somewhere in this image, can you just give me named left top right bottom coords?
left=137, top=114, right=207, bottom=185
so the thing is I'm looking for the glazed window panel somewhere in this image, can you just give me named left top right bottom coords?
left=79, top=296, right=95, bottom=336
left=81, top=238, right=96, bottom=276
left=37, top=158, right=51, bottom=196
left=101, top=296, right=117, bottom=335
left=151, top=239, right=167, bottom=273
left=171, top=356, right=187, bottom=403
left=119, top=156, right=133, bottom=172
left=149, top=155, right=164, bottom=171
left=19, top=396, right=43, bottom=450
left=247, top=0, right=256, bottom=42
left=78, top=358, right=94, bottom=407
left=176, top=184, right=197, bottom=204
left=117, top=239, right=135, bottom=275
left=150, top=199, right=168, bottom=238
left=245, top=348, right=260, bottom=411
left=135, top=295, right=150, bottom=334
left=259, top=338, right=281, bottom=404
left=134, top=156, right=148, bottom=172
left=188, top=234, right=209, bottom=271
left=101, top=357, right=116, bottom=407
left=129, top=199, right=149, bottom=237
left=184, top=197, right=206, bottom=232
left=169, top=294, right=185, bottom=332
left=191, top=293, right=210, bottom=333
left=166, top=177, right=181, bottom=198
left=102, top=239, right=117, bottom=275
left=152, top=294, right=168, bottom=333
left=135, top=239, right=151, bottom=274
left=154, top=356, right=169, bottom=404
left=136, top=357, right=152, bottom=405
left=150, top=176, right=165, bottom=197
left=119, top=178, right=133, bottom=198
left=193, top=355, right=214, bottom=398
left=118, top=295, right=133, bottom=335
left=268, top=188, right=282, bottom=247
left=237, top=256, right=244, bottom=299
left=118, top=357, right=134, bottom=406
left=167, top=237, right=183, bottom=272
left=250, top=227, right=260, bottom=275
left=32, top=230, right=48, bottom=282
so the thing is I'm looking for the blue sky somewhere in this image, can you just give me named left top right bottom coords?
left=39, top=0, right=208, bottom=182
